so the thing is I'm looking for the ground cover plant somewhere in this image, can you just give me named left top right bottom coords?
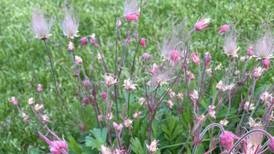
left=0, top=0, right=274, bottom=153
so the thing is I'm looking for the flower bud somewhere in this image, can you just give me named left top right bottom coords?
left=194, top=18, right=210, bottom=31
left=140, top=38, right=146, bottom=48
left=80, top=37, right=88, bottom=46
left=262, top=58, right=270, bottom=69
left=36, top=84, right=43, bottom=92
left=218, top=24, right=230, bottom=34
left=101, top=91, right=107, bottom=101
left=9, top=96, right=18, bottom=105
left=220, top=131, right=237, bottom=151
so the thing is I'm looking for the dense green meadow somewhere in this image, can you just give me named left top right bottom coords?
left=0, top=0, right=273, bottom=153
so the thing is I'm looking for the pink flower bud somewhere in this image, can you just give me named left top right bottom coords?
left=141, top=52, right=151, bottom=62
left=67, top=41, right=75, bottom=52
left=113, top=122, right=123, bottom=132
left=170, top=49, right=181, bottom=65
left=194, top=18, right=211, bottom=31
left=262, top=58, right=270, bottom=69
left=125, top=13, right=140, bottom=22
left=74, top=55, right=83, bottom=65
left=36, top=84, right=43, bottom=92
left=150, top=64, right=159, bottom=75
left=81, top=96, right=91, bottom=105
left=80, top=37, right=88, bottom=46
left=140, top=38, right=146, bottom=48
left=247, top=46, right=254, bottom=56
left=101, top=91, right=107, bottom=101
left=269, top=137, right=274, bottom=152
left=204, top=52, right=211, bottom=67
left=191, top=52, right=200, bottom=65
left=253, top=67, right=264, bottom=79
left=82, top=79, right=91, bottom=88
left=220, top=131, right=237, bottom=151
left=9, top=96, right=18, bottom=105
left=218, top=24, right=230, bottom=34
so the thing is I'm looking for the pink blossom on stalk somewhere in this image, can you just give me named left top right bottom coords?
left=104, top=74, right=117, bottom=87
left=219, top=131, right=237, bottom=151
left=82, top=79, right=91, bottom=88
left=140, top=38, right=146, bottom=48
left=253, top=31, right=274, bottom=59
left=81, top=96, right=91, bottom=105
left=133, top=111, right=141, bottom=119
left=80, top=37, right=88, bottom=46
left=191, top=52, right=200, bottom=65
left=116, top=18, right=122, bottom=28
left=169, top=49, right=181, bottom=65
left=123, top=118, right=133, bottom=128
left=208, top=105, right=216, bottom=118
left=124, top=0, right=140, bottom=22
left=194, top=18, right=211, bottom=31
left=146, top=139, right=158, bottom=153
left=113, top=122, right=123, bottom=133
left=38, top=132, right=68, bottom=154
left=9, top=96, right=18, bottom=105
left=223, top=29, right=238, bottom=57
left=101, top=91, right=107, bottom=101
left=204, top=52, right=211, bottom=67
left=150, top=64, right=159, bottom=75
left=123, top=79, right=137, bottom=91
left=61, top=7, right=79, bottom=39
left=247, top=46, right=254, bottom=56
left=28, top=97, right=35, bottom=105
left=74, top=55, right=83, bottom=65
left=32, top=8, right=52, bottom=40
left=141, top=52, right=152, bottom=62
left=218, top=24, right=230, bottom=34
left=187, top=71, right=195, bottom=80
left=101, top=145, right=112, bottom=154
left=262, top=58, right=270, bottom=69
left=269, top=137, right=274, bottom=152
left=89, top=34, right=99, bottom=48
left=252, top=67, right=264, bottom=79
left=36, top=83, right=43, bottom=92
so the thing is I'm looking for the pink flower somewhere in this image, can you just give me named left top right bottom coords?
left=123, top=79, right=137, bottom=91
left=141, top=52, right=152, bottom=62
left=74, top=56, right=83, bottom=65
left=247, top=46, right=254, bottom=56
left=170, top=49, right=181, bottom=65
left=146, top=139, right=158, bottom=153
left=32, top=8, right=52, bottom=40
left=140, top=38, right=146, bottom=48
left=219, top=131, right=237, bottom=151
left=124, top=0, right=140, bottom=22
left=218, top=24, right=230, bottom=34
left=252, top=67, right=264, bottom=78
left=101, top=145, right=112, bottom=154
left=81, top=96, right=91, bottom=105
left=113, top=122, right=123, bottom=132
left=101, top=91, right=107, bottom=101
left=89, top=34, right=99, bottom=48
left=208, top=105, right=216, bottom=118
left=189, top=90, right=199, bottom=102
left=194, top=18, right=211, bottom=31
left=36, top=83, right=43, bottom=93
left=262, top=58, right=270, bottom=69
left=191, top=52, right=200, bottom=65
left=9, top=96, right=18, bottom=105
left=204, top=52, right=211, bottom=67
left=150, top=64, right=159, bottom=75
left=104, top=74, right=117, bottom=87
left=38, top=133, right=68, bottom=154
left=123, top=118, right=133, bottom=128
left=269, top=137, right=274, bottom=152
left=82, top=79, right=91, bottom=88
left=80, top=37, right=88, bottom=46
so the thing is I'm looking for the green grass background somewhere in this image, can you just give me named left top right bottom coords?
left=0, top=0, right=273, bottom=153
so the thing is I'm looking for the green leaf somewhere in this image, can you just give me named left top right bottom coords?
left=85, top=128, right=107, bottom=151
left=130, top=137, right=146, bottom=154
left=68, top=136, right=82, bottom=154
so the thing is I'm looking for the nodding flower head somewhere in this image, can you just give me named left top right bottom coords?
left=140, top=38, right=146, bottom=48
left=9, top=96, right=18, bottom=106
left=247, top=46, right=254, bottom=56
left=169, top=49, right=181, bottom=65
left=262, top=58, right=270, bottom=69
left=218, top=24, right=230, bottom=34
left=101, top=91, right=107, bottom=101
left=32, top=8, right=52, bottom=40
left=38, top=133, right=68, bottom=154
left=204, top=52, right=211, bottom=67
left=113, top=122, right=123, bottom=133
left=146, top=139, right=158, bottom=153
left=141, top=52, right=152, bottom=62
left=80, top=37, right=88, bottom=46
left=74, top=55, right=83, bottom=65
left=61, top=7, right=79, bottom=39
left=36, top=83, right=43, bottom=92
left=223, top=29, right=238, bottom=57
left=269, top=137, right=274, bottom=152
left=104, top=74, right=117, bottom=87
left=191, top=52, right=200, bottom=65
left=101, top=145, right=112, bottom=154
left=252, top=66, right=264, bottom=79
left=253, top=31, right=274, bottom=59
left=194, top=18, right=211, bottom=31
left=124, top=0, right=140, bottom=22
left=123, top=79, right=137, bottom=91
left=219, top=131, right=237, bottom=151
